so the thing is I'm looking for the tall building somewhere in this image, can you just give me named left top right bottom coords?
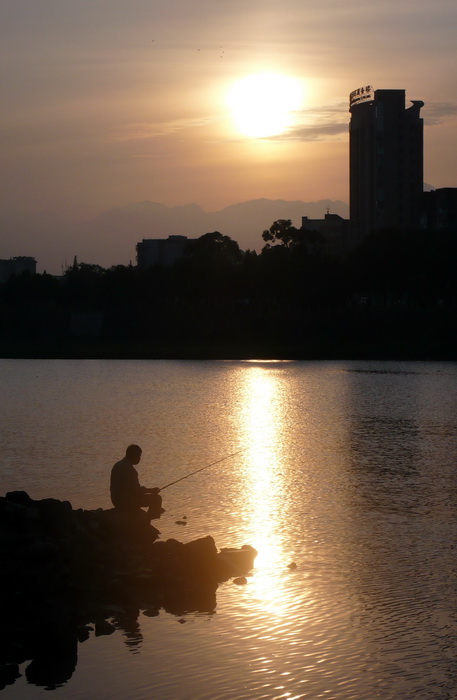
left=349, top=86, right=424, bottom=246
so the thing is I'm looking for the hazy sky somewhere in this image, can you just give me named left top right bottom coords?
left=2, top=0, right=457, bottom=224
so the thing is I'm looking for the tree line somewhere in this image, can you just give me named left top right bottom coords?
left=0, top=223, right=456, bottom=359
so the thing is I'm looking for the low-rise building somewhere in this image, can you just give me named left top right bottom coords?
left=136, top=235, right=189, bottom=268
left=0, top=256, right=37, bottom=283
left=422, top=188, right=457, bottom=232
left=301, top=212, right=350, bottom=255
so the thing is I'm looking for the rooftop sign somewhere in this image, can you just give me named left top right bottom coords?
left=349, top=85, right=374, bottom=108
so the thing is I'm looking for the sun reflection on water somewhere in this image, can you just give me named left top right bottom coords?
left=236, top=365, right=308, bottom=619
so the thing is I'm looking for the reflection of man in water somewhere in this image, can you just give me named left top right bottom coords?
left=110, top=445, right=163, bottom=520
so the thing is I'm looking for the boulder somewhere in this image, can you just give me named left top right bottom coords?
left=0, top=490, right=257, bottom=690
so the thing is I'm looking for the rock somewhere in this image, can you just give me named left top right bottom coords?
left=217, top=545, right=257, bottom=578
left=100, top=604, right=126, bottom=614
left=94, top=620, right=116, bottom=637
left=5, top=491, right=33, bottom=505
left=0, top=663, right=21, bottom=690
left=77, top=626, right=92, bottom=643
left=0, top=489, right=257, bottom=691
left=233, top=577, right=247, bottom=585
left=181, top=536, right=220, bottom=580
left=99, top=507, right=160, bottom=543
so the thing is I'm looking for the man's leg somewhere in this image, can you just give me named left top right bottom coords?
left=139, top=492, right=164, bottom=520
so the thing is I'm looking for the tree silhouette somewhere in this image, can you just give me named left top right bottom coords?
left=262, top=219, right=299, bottom=248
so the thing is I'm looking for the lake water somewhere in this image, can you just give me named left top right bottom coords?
left=1, top=359, right=457, bottom=699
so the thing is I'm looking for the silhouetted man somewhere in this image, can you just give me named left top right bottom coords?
left=110, top=445, right=163, bottom=520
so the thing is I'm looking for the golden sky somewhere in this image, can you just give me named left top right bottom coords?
left=1, top=0, right=456, bottom=267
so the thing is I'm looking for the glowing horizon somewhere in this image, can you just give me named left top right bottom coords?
left=1, top=0, right=456, bottom=273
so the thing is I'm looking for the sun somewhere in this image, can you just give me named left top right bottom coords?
left=227, top=73, right=304, bottom=139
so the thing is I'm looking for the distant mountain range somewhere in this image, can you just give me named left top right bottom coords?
left=1, top=198, right=349, bottom=273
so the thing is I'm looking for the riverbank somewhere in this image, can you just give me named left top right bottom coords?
left=1, top=306, right=457, bottom=361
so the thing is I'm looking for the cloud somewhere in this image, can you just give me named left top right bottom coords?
left=273, top=98, right=457, bottom=142
left=285, top=122, right=349, bottom=141
left=424, top=102, right=457, bottom=126
left=270, top=103, right=349, bottom=142
left=109, top=116, right=217, bottom=142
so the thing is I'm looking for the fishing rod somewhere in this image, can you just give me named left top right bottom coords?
left=160, top=448, right=246, bottom=491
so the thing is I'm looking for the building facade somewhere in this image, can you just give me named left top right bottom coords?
left=0, top=256, right=37, bottom=283
left=136, top=235, right=189, bottom=268
left=422, top=188, right=457, bottom=232
left=301, top=212, right=350, bottom=256
left=349, top=87, right=424, bottom=246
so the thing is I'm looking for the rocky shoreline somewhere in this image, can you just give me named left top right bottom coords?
left=0, top=491, right=257, bottom=690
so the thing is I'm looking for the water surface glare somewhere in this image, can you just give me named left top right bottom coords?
left=1, top=359, right=457, bottom=699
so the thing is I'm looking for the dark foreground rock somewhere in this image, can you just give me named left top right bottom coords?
left=0, top=491, right=257, bottom=690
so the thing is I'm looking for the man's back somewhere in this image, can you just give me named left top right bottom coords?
left=110, top=457, right=141, bottom=509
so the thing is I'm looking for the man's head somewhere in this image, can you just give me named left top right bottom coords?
left=125, top=444, right=142, bottom=464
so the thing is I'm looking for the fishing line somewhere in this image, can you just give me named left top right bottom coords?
left=160, top=448, right=246, bottom=491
